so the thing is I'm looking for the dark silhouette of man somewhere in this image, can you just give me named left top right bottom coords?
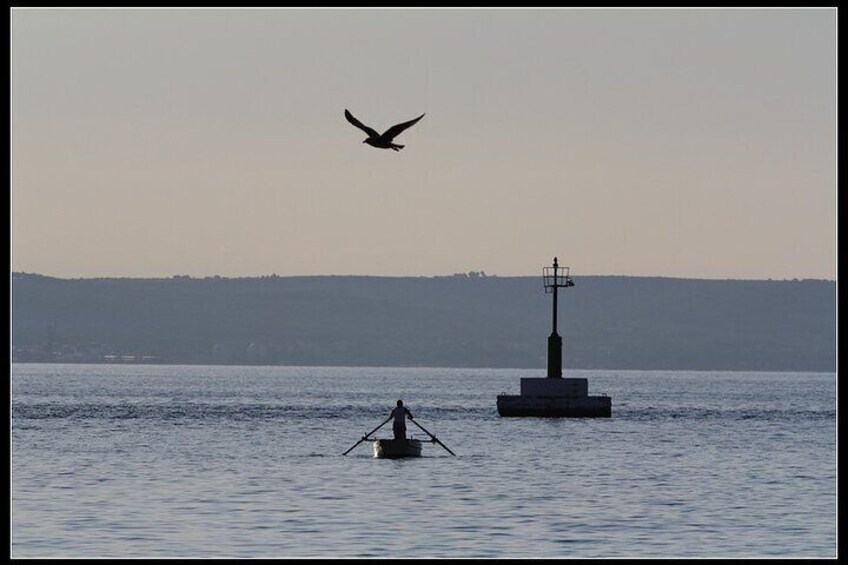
left=389, top=400, right=413, bottom=440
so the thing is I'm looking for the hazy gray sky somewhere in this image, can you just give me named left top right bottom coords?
left=11, top=8, right=837, bottom=279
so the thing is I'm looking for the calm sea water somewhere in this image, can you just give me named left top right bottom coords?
left=11, top=363, right=837, bottom=558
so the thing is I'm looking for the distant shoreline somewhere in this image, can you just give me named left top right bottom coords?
left=9, top=361, right=836, bottom=376
left=12, top=273, right=836, bottom=373
left=11, top=271, right=837, bottom=283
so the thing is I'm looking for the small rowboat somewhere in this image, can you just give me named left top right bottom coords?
left=372, top=438, right=423, bottom=458
left=343, top=416, right=454, bottom=458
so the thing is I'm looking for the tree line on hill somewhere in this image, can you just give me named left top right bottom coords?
left=10, top=272, right=836, bottom=372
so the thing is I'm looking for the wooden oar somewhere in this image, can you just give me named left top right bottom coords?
left=410, top=418, right=456, bottom=456
left=343, top=416, right=392, bottom=455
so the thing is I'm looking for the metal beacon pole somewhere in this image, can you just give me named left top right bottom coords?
left=543, top=257, right=574, bottom=378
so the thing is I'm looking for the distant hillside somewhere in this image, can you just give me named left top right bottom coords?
left=10, top=272, right=836, bottom=372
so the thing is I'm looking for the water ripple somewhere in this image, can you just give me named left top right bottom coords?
left=11, top=365, right=836, bottom=559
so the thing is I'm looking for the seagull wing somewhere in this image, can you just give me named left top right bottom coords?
left=382, top=113, right=425, bottom=141
left=345, top=109, right=380, bottom=138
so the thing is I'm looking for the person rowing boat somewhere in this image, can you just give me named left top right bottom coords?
left=389, top=399, right=414, bottom=440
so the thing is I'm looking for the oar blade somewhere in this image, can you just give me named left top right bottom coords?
left=436, top=439, right=456, bottom=456
left=410, top=418, right=456, bottom=456
left=342, top=437, right=367, bottom=456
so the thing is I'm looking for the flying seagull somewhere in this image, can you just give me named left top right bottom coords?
left=345, top=109, right=425, bottom=151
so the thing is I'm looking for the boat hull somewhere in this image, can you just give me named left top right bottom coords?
left=373, top=439, right=423, bottom=458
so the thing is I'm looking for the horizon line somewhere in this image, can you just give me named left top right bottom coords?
left=9, top=270, right=836, bottom=283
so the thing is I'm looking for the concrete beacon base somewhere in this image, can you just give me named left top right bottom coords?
left=497, top=378, right=611, bottom=418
